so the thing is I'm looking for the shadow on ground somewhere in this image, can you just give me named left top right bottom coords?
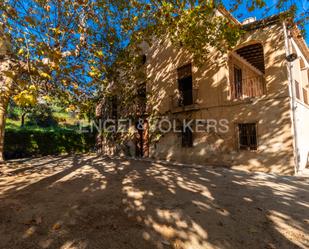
left=0, top=154, right=308, bottom=249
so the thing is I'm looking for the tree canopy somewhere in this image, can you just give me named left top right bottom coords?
left=0, top=0, right=306, bottom=101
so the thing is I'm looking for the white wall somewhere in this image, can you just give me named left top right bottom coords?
left=291, top=38, right=309, bottom=172
left=294, top=103, right=309, bottom=171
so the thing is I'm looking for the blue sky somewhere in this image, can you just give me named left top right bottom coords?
left=223, top=0, right=309, bottom=44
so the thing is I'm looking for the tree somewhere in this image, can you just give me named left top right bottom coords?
left=13, top=85, right=38, bottom=127
left=0, top=0, right=97, bottom=161
left=0, top=0, right=306, bottom=161
left=0, top=30, right=24, bottom=161
left=26, top=103, right=58, bottom=127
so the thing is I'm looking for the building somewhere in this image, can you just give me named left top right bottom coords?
left=97, top=10, right=309, bottom=175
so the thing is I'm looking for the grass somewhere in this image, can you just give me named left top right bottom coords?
left=4, top=106, right=95, bottom=160
left=53, top=111, right=82, bottom=126
left=5, top=118, right=85, bottom=133
left=5, top=105, right=89, bottom=132
left=5, top=123, right=81, bottom=133
left=6, top=119, right=21, bottom=129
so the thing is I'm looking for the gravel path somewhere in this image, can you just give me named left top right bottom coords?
left=0, top=154, right=308, bottom=249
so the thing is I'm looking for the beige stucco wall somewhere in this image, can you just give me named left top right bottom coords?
left=145, top=23, right=296, bottom=174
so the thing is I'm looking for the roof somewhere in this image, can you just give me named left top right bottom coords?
left=241, top=12, right=309, bottom=63
left=291, top=27, right=309, bottom=64
left=217, top=6, right=241, bottom=25
left=241, top=13, right=287, bottom=31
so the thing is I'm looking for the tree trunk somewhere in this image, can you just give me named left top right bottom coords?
left=0, top=58, right=14, bottom=162
left=21, top=112, right=26, bottom=127
left=0, top=100, right=9, bottom=162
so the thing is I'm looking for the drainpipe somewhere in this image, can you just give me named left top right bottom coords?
left=283, top=21, right=300, bottom=174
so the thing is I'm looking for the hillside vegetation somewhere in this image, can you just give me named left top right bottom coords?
left=4, top=105, right=95, bottom=159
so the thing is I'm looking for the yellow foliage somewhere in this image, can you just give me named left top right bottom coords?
left=95, top=51, right=104, bottom=57
left=29, top=85, right=37, bottom=91
left=42, top=95, right=52, bottom=102
left=50, top=27, right=62, bottom=35
left=16, top=79, right=27, bottom=87
left=88, top=66, right=101, bottom=78
left=39, top=71, right=51, bottom=79
left=65, top=104, right=76, bottom=112
left=72, top=83, right=79, bottom=89
left=62, top=79, right=68, bottom=86
left=18, top=48, right=24, bottom=55
left=13, top=89, right=38, bottom=107
left=88, top=71, right=96, bottom=77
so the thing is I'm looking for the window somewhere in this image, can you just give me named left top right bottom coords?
left=137, top=83, right=147, bottom=113
left=182, top=127, right=193, bottom=147
left=303, top=88, right=308, bottom=105
left=141, top=54, right=147, bottom=65
left=238, top=123, right=257, bottom=150
left=231, top=43, right=266, bottom=99
left=177, top=64, right=193, bottom=106
left=234, top=66, right=243, bottom=99
left=295, top=81, right=301, bottom=100
left=137, top=83, right=146, bottom=99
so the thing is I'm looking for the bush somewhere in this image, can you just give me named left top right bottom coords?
left=4, top=128, right=96, bottom=159
left=7, top=111, right=19, bottom=121
left=7, top=105, right=20, bottom=121
left=7, top=100, right=20, bottom=121
left=26, top=104, right=58, bottom=127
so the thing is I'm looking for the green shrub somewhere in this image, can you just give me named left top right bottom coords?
left=26, top=104, right=58, bottom=127
left=7, top=111, right=19, bottom=121
left=4, top=128, right=96, bottom=159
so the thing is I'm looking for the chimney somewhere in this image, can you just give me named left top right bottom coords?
left=242, top=17, right=257, bottom=25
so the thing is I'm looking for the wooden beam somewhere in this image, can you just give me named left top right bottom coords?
left=230, top=52, right=264, bottom=75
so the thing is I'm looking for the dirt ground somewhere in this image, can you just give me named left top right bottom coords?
left=0, top=154, right=308, bottom=249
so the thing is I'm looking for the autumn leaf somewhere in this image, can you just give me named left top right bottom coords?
left=17, top=48, right=24, bottom=55
left=25, top=16, right=35, bottom=25
left=39, top=71, right=52, bottom=79
left=50, top=27, right=62, bottom=35
left=95, top=51, right=104, bottom=57
left=72, top=83, right=79, bottom=89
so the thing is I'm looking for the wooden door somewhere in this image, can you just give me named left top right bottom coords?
left=135, top=119, right=149, bottom=157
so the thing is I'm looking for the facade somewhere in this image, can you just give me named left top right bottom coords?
left=97, top=13, right=309, bottom=175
